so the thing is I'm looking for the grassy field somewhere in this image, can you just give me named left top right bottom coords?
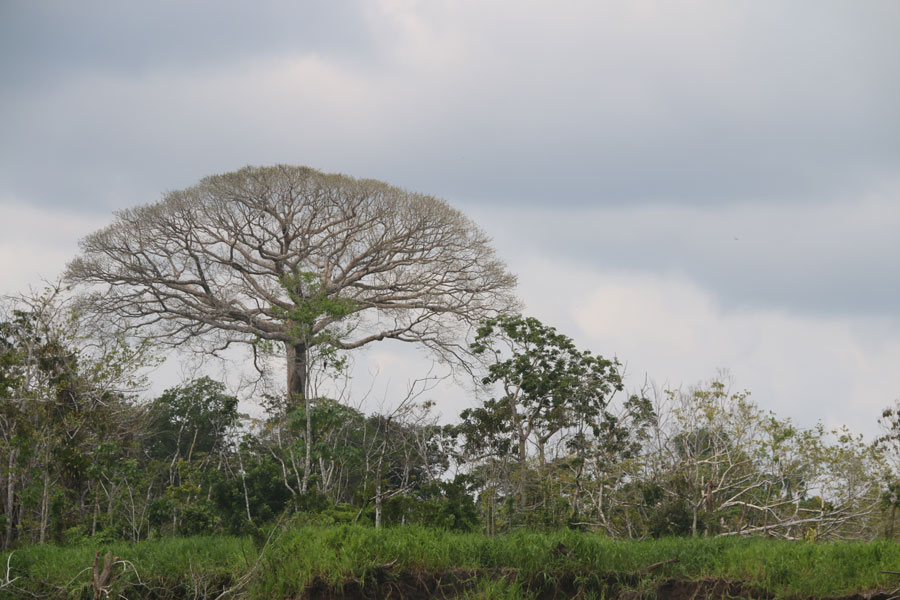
left=3, top=525, right=900, bottom=599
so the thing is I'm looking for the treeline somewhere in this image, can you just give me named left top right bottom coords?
left=1, top=289, right=899, bottom=550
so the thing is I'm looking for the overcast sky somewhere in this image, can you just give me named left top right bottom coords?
left=2, top=1, right=899, bottom=434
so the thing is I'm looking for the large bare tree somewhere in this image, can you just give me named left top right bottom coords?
left=66, top=165, right=518, bottom=406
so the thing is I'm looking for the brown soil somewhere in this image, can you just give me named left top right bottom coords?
left=301, top=568, right=897, bottom=600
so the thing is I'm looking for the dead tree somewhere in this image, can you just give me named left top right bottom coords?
left=92, top=551, right=119, bottom=599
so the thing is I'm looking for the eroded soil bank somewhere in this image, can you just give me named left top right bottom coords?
left=301, top=568, right=896, bottom=600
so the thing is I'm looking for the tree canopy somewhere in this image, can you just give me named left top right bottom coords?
left=66, top=165, right=519, bottom=402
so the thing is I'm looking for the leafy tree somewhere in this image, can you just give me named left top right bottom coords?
left=0, top=287, right=150, bottom=548
left=468, top=314, right=624, bottom=525
left=876, top=402, right=900, bottom=538
left=146, top=377, right=239, bottom=463
left=145, top=378, right=240, bottom=535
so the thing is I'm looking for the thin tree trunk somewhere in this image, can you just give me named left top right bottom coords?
left=125, top=482, right=139, bottom=542
left=107, top=482, right=115, bottom=532
left=488, top=459, right=496, bottom=536
left=288, top=447, right=304, bottom=499
left=538, top=439, right=547, bottom=515
left=375, top=440, right=386, bottom=529
left=510, top=399, right=528, bottom=511
left=4, top=448, right=17, bottom=550
left=572, top=465, right=583, bottom=525
left=237, top=449, right=254, bottom=525
left=92, top=498, right=99, bottom=536
left=303, top=393, right=312, bottom=495
left=39, top=469, right=50, bottom=544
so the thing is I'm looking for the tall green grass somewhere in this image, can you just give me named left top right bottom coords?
left=0, top=535, right=249, bottom=599
left=5, top=525, right=900, bottom=598
left=249, top=526, right=900, bottom=599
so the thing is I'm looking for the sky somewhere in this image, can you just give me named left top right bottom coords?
left=1, top=0, right=899, bottom=435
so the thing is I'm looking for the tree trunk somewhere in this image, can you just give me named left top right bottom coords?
left=237, top=450, right=254, bottom=525
left=285, top=342, right=309, bottom=410
left=286, top=342, right=312, bottom=495
left=890, top=504, right=897, bottom=539
left=303, top=392, right=312, bottom=495
left=537, top=439, right=548, bottom=515
left=513, top=417, right=527, bottom=510
left=92, top=497, right=99, bottom=537
left=39, top=469, right=50, bottom=544
left=375, top=441, right=385, bottom=529
left=3, top=448, right=17, bottom=550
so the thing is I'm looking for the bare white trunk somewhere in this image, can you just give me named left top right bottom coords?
left=375, top=441, right=386, bottom=529
left=38, top=469, right=50, bottom=544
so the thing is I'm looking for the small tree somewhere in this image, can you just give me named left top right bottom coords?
left=637, top=378, right=884, bottom=540
left=469, top=314, right=624, bottom=524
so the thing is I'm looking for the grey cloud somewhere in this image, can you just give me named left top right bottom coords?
left=466, top=196, right=900, bottom=320
left=370, top=1, right=900, bottom=206
left=0, top=1, right=374, bottom=86
left=2, top=1, right=899, bottom=433
left=2, top=1, right=899, bottom=215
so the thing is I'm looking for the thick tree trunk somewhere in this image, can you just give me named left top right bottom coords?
left=286, top=342, right=312, bottom=494
left=285, top=342, right=308, bottom=408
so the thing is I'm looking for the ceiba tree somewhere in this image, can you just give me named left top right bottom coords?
left=66, top=165, right=518, bottom=405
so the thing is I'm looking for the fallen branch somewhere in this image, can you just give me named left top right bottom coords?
left=643, top=558, right=680, bottom=574
left=213, top=513, right=288, bottom=600
left=0, top=551, right=20, bottom=589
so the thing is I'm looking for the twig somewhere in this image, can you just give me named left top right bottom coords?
left=58, top=566, right=94, bottom=592
left=0, top=551, right=20, bottom=589
left=114, top=558, right=143, bottom=586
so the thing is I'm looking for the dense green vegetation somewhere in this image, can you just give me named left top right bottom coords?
left=2, top=289, right=895, bottom=550
left=5, top=525, right=900, bottom=599
left=4, top=167, right=900, bottom=597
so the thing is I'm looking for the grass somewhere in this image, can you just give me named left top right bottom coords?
left=4, top=525, right=900, bottom=598
left=0, top=535, right=250, bottom=599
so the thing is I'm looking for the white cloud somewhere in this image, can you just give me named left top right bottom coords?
left=511, top=259, right=900, bottom=436
left=0, top=202, right=109, bottom=296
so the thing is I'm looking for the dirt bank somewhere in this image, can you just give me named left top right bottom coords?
left=301, top=567, right=895, bottom=600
